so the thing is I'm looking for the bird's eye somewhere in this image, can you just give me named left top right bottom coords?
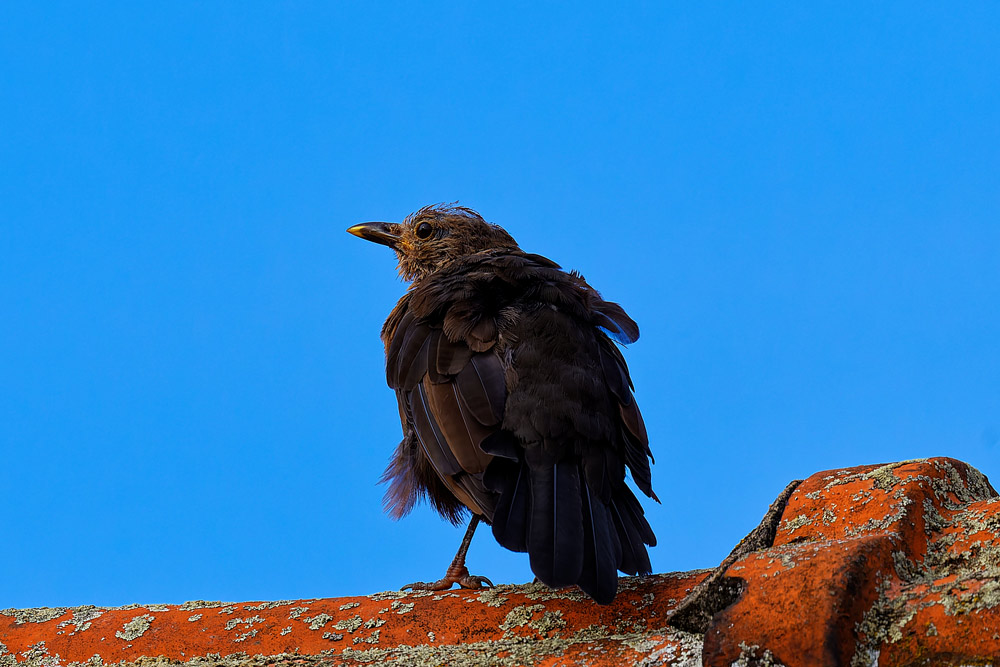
left=415, top=222, right=434, bottom=239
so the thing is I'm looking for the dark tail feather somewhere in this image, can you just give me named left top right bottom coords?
left=610, top=496, right=652, bottom=575
left=617, top=485, right=657, bottom=548
left=578, top=473, right=621, bottom=604
left=526, top=456, right=584, bottom=588
left=622, top=429, right=657, bottom=501
left=485, top=459, right=530, bottom=552
left=491, top=452, right=655, bottom=605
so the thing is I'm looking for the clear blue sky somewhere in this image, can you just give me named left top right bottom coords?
left=3, top=3, right=998, bottom=609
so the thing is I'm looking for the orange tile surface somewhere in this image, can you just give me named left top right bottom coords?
left=2, top=457, right=997, bottom=666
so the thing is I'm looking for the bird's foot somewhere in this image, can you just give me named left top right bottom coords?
left=401, top=564, right=494, bottom=592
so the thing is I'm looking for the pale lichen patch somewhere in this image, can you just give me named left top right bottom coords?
left=615, top=615, right=651, bottom=635
left=781, top=514, right=811, bottom=533
left=637, top=627, right=703, bottom=667
left=932, top=459, right=996, bottom=504
left=339, top=602, right=360, bottom=611
left=430, top=592, right=460, bottom=601
left=528, top=609, right=566, bottom=636
left=352, top=629, right=380, bottom=645
left=892, top=551, right=920, bottom=582
left=519, top=581, right=590, bottom=603
left=851, top=490, right=873, bottom=504
left=623, top=637, right=658, bottom=653
left=867, top=463, right=906, bottom=491
left=333, top=615, right=364, bottom=633
left=367, top=590, right=408, bottom=602
left=843, top=494, right=914, bottom=538
left=56, top=607, right=101, bottom=635
left=244, top=600, right=296, bottom=611
left=475, top=588, right=508, bottom=608
left=179, top=600, right=229, bottom=611
left=19, top=641, right=52, bottom=665
left=407, top=590, right=437, bottom=598
left=391, top=602, right=414, bottom=615
left=499, top=604, right=544, bottom=632
left=0, top=608, right=66, bottom=625
left=923, top=498, right=948, bottom=533
left=944, top=578, right=1000, bottom=614
left=733, top=641, right=786, bottom=667
left=225, top=616, right=265, bottom=632
left=303, top=613, right=333, bottom=630
left=115, top=615, right=153, bottom=642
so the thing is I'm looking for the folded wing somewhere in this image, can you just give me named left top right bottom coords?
left=383, top=309, right=505, bottom=521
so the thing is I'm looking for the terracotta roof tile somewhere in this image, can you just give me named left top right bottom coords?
left=2, top=457, right=997, bottom=666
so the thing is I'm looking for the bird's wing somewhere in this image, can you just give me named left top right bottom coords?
left=382, top=305, right=506, bottom=520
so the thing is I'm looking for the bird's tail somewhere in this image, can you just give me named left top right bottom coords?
left=484, top=449, right=655, bottom=604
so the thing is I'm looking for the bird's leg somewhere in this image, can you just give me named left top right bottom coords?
left=402, top=515, right=494, bottom=591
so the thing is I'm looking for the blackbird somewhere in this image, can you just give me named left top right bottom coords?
left=347, top=204, right=657, bottom=604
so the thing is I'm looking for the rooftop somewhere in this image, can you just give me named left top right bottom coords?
left=2, top=457, right=997, bottom=666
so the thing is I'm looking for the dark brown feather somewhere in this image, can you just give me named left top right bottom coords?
left=428, top=328, right=472, bottom=381
left=484, top=458, right=529, bottom=552
left=454, top=354, right=505, bottom=426
left=579, top=478, right=622, bottom=604
left=422, top=378, right=493, bottom=473
left=525, top=450, right=584, bottom=588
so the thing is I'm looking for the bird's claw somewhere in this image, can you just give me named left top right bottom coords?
left=459, top=574, right=493, bottom=589
left=400, top=579, right=451, bottom=592
left=401, top=565, right=493, bottom=592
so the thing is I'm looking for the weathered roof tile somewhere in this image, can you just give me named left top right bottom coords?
left=2, top=457, right=997, bottom=666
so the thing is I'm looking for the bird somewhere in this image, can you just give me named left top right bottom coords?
left=347, top=204, right=657, bottom=604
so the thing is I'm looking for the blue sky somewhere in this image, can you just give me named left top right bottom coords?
left=2, top=3, right=998, bottom=608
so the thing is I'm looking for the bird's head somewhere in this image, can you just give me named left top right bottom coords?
left=347, top=204, right=519, bottom=281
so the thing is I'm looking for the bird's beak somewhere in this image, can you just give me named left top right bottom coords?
left=346, top=222, right=403, bottom=250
